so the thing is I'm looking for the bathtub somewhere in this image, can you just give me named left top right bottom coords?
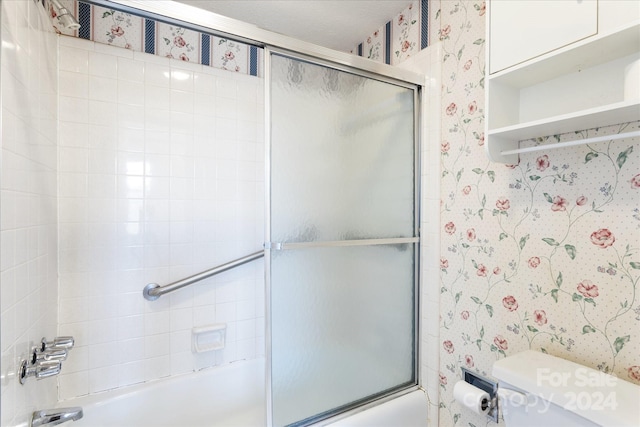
left=59, top=359, right=265, bottom=427
left=55, top=358, right=427, bottom=427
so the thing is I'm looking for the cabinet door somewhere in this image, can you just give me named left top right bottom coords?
left=489, top=0, right=598, bottom=74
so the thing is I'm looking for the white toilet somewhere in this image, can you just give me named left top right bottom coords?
left=492, top=350, right=640, bottom=426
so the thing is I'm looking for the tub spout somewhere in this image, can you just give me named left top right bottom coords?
left=31, top=407, right=83, bottom=426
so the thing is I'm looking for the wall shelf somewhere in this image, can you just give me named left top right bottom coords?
left=489, top=100, right=640, bottom=141
left=486, top=17, right=640, bottom=164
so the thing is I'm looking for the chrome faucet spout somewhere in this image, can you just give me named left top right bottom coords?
left=31, top=407, right=83, bottom=426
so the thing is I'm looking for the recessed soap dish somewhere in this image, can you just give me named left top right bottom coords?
left=192, top=323, right=227, bottom=353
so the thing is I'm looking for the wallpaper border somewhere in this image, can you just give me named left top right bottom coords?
left=50, top=0, right=261, bottom=77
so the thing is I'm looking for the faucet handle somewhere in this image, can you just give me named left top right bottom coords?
left=41, top=336, right=74, bottom=351
left=31, top=347, right=68, bottom=364
left=35, top=361, right=62, bottom=379
left=19, top=360, right=61, bottom=384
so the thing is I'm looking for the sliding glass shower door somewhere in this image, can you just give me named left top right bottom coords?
left=267, top=51, right=419, bottom=427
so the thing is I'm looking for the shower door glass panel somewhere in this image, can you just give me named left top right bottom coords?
left=269, top=53, right=417, bottom=426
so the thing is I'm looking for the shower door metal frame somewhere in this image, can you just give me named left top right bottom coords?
left=98, top=1, right=424, bottom=426
left=265, top=46, right=422, bottom=427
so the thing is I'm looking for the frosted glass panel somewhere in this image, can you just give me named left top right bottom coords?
left=271, top=245, right=415, bottom=426
left=270, top=54, right=415, bottom=243
left=269, top=53, right=417, bottom=426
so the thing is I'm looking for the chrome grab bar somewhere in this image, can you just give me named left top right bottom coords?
left=143, top=250, right=264, bottom=301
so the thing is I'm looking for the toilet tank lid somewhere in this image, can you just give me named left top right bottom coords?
left=492, top=350, right=640, bottom=427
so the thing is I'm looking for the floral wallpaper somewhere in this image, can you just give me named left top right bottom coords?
left=93, top=6, right=143, bottom=51
left=392, top=2, right=420, bottom=64
left=212, top=38, right=249, bottom=73
left=156, top=24, right=199, bottom=62
left=432, top=1, right=640, bottom=426
left=352, top=0, right=427, bottom=65
left=362, top=24, right=386, bottom=63
left=48, top=0, right=259, bottom=76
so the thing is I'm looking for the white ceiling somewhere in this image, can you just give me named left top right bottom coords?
left=173, top=1, right=412, bottom=52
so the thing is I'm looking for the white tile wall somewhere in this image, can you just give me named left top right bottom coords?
left=398, top=42, right=443, bottom=426
left=56, top=36, right=265, bottom=400
left=1, top=1, right=60, bottom=425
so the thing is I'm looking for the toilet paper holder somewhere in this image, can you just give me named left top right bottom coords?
left=461, top=367, right=499, bottom=423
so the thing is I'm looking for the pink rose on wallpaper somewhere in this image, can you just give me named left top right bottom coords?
left=534, top=310, right=547, bottom=326
left=443, top=340, right=455, bottom=354
left=124, top=43, right=132, bottom=50
left=174, top=36, right=186, bottom=47
left=477, top=264, right=487, bottom=277
left=179, top=53, right=189, bottom=62
left=398, top=14, right=405, bottom=25
left=536, top=155, right=550, bottom=171
left=465, top=355, right=474, bottom=368
left=235, top=66, right=241, bottom=72
left=440, top=24, right=451, bottom=40
left=464, top=59, right=473, bottom=71
left=631, top=174, right=640, bottom=189
left=440, top=258, right=449, bottom=269
left=446, top=103, right=457, bottom=116
left=466, top=228, right=476, bottom=242
left=493, top=267, right=501, bottom=275
left=439, top=373, right=448, bottom=385
left=590, top=229, right=615, bottom=248
left=479, top=1, right=486, bottom=16
left=468, top=101, right=477, bottom=114
left=225, top=51, right=235, bottom=60
left=444, top=222, right=456, bottom=235
left=49, top=3, right=57, bottom=18
left=441, top=142, right=450, bottom=153
left=551, top=195, right=568, bottom=212
left=628, top=366, right=640, bottom=382
left=477, top=133, right=485, bottom=146
left=367, top=37, right=372, bottom=44
left=496, top=198, right=510, bottom=211
left=462, top=185, right=471, bottom=195
left=402, top=40, right=411, bottom=52
left=576, top=196, right=588, bottom=206
left=461, top=311, right=470, bottom=320
left=577, top=280, right=599, bottom=298
left=528, top=256, right=541, bottom=268
left=373, top=30, right=379, bottom=37
left=494, top=335, right=508, bottom=350
left=111, top=25, right=124, bottom=37
left=502, top=295, right=518, bottom=311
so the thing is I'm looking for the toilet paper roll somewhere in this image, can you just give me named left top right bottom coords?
left=453, top=381, right=491, bottom=415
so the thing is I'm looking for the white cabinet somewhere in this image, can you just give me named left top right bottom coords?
left=486, top=0, right=640, bottom=163
left=489, top=0, right=597, bottom=74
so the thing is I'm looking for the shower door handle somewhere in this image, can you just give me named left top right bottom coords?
left=267, top=237, right=419, bottom=251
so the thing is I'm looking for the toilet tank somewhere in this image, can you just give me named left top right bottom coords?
left=492, top=350, right=640, bottom=427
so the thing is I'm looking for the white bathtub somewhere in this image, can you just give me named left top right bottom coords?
left=60, top=359, right=265, bottom=427
left=56, top=358, right=427, bottom=427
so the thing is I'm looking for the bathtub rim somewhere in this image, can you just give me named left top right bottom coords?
left=55, top=357, right=264, bottom=410
left=312, top=385, right=427, bottom=427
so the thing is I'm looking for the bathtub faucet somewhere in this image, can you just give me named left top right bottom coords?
left=31, top=407, right=83, bottom=426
